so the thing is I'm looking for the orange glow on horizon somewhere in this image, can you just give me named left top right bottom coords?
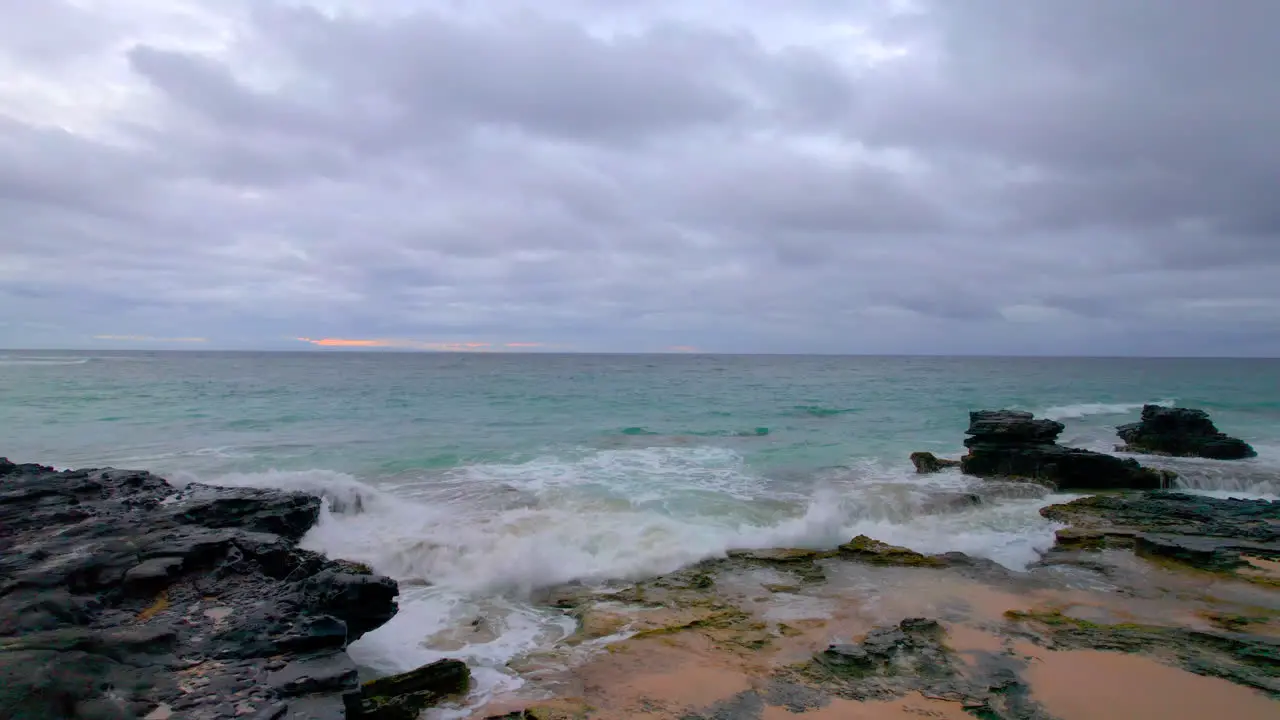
left=295, top=337, right=550, bottom=351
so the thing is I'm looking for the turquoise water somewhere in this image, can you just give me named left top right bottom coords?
left=3, top=351, right=1278, bottom=705
left=5, top=352, right=1278, bottom=477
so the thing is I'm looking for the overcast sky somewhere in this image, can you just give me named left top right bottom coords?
left=2, top=1, right=1277, bottom=355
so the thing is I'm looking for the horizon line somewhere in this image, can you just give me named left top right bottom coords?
left=2, top=347, right=1278, bottom=360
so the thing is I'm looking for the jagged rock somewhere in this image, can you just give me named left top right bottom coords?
left=1117, top=405, right=1257, bottom=460
left=910, top=452, right=961, bottom=474
left=1042, top=492, right=1280, bottom=578
left=838, top=535, right=946, bottom=567
left=965, top=410, right=1065, bottom=444
left=0, top=457, right=402, bottom=720
left=346, top=658, right=470, bottom=719
left=1041, top=493, right=1280, bottom=541
left=960, top=410, right=1172, bottom=490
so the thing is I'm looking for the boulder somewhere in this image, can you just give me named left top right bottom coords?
left=909, top=452, right=961, bottom=474
left=960, top=410, right=1173, bottom=491
left=0, top=457, right=402, bottom=720
left=1117, top=405, right=1256, bottom=460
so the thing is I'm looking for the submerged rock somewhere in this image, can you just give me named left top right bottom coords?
left=0, top=458, right=405, bottom=720
left=960, top=410, right=1173, bottom=491
left=1117, top=405, right=1257, bottom=460
left=909, top=451, right=961, bottom=474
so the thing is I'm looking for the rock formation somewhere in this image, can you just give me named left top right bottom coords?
left=1041, top=492, right=1280, bottom=572
left=960, top=410, right=1172, bottom=490
left=1117, top=405, right=1257, bottom=460
left=908, top=451, right=961, bottom=474
left=0, top=458, right=467, bottom=720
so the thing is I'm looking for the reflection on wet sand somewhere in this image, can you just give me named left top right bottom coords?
left=1021, top=646, right=1278, bottom=720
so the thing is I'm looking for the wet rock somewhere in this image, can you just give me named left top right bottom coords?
left=0, top=457, right=401, bottom=720
left=838, top=535, right=946, bottom=567
left=1042, top=492, right=1280, bottom=582
left=167, top=484, right=322, bottom=541
left=919, top=491, right=982, bottom=514
left=909, top=451, right=961, bottom=474
left=301, top=570, right=398, bottom=639
left=967, top=410, right=1065, bottom=443
left=801, top=617, right=963, bottom=702
left=123, top=557, right=186, bottom=595
left=268, top=653, right=359, bottom=697
left=1117, top=405, right=1257, bottom=460
left=1042, top=492, right=1280, bottom=541
left=345, top=658, right=470, bottom=720
left=1003, top=610, right=1280, bottom=696
left=1135, top=533, right=1249, bottom=571
left=960, top=410, right=1172, bottom=490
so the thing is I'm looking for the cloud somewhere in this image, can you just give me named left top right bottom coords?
left=93, top=335, right=208, bottom=343
left=1, top=1, right=1277, bottom=355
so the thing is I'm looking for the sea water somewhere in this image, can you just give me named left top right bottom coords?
left=3, top=351, right=1278, bottom=705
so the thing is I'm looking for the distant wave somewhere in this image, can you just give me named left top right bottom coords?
left=1042, top=399, right=1175, bottom=421
left=791, top=405, right=858, bottom=417
left=616, top=427, right=769, bottom=438
left=0, top=357, right=91, bottom=366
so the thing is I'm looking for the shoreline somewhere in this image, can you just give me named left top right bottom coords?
left=3, top=448, right=1278, bottom=719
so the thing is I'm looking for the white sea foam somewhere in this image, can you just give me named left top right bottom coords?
left=0, top=357, right=91, bottom=366
left=1042, top=398, right=1176, bottom=420
left=205, top=446, right=1072, bottom=711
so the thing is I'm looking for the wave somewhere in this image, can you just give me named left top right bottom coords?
left=194, top=452, right=1071, bottom=707
left=0, top=357, right=91, bottom=366
left=1042, top=399, right=1175, bottom=421
left=791, top=405, right=858, bottom=417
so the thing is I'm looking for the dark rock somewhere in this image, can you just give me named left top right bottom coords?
left=959, top=410, right=1173, bottom=490
left=965, top=410, right=1065, bottom=445
left=1117, top=405, right=1257, bottom=460
left=301, top=570, right=399, bottom=640
left=1041, top=493, right=1280, bottom=542
left=910, top=451, right=961, bottom=474
left=167, top=484, right=322, bottom=541
left=122, top=557, right=185, bottom=595
left=268, top=653, right=359, bottom=697
left=1135, top=533, right=1246, bottom=571
left=346, top=658, right=470, bottom=720
left=0, top=457, right=400, bottom=720
left=1042, top=493, right=1280, bottom=580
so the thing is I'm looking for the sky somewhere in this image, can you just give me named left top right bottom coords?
left=1, top=0, right=1278, bottom=356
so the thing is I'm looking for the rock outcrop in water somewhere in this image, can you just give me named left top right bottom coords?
left=0, top=457, right=463, bottom=720
left=1117, top=405, right=1257, bottom=460
left=960, top=410, right=1172, bottom=490
left=908, top=451, right=961, bottom=474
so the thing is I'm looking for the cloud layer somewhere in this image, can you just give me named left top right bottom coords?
left=2, top=0, right=1277, bottom=354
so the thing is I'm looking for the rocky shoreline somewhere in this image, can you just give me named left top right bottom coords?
left=0, top=458, right=468, bottom=720
left=3, top=405, right=1276, bottom=719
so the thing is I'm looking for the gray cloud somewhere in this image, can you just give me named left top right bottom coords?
left=0, top=0, right=1277, bottom=354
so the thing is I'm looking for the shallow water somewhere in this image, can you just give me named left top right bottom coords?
left=3, top=351, right=1278, bottom=706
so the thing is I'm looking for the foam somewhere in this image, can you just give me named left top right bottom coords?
left=202, top=447, right=1071, bottom=705
left=1041, top=399, right=1175, bottom=421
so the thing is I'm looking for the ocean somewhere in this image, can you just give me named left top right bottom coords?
left=3, top=351, right=1278, bottom=706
